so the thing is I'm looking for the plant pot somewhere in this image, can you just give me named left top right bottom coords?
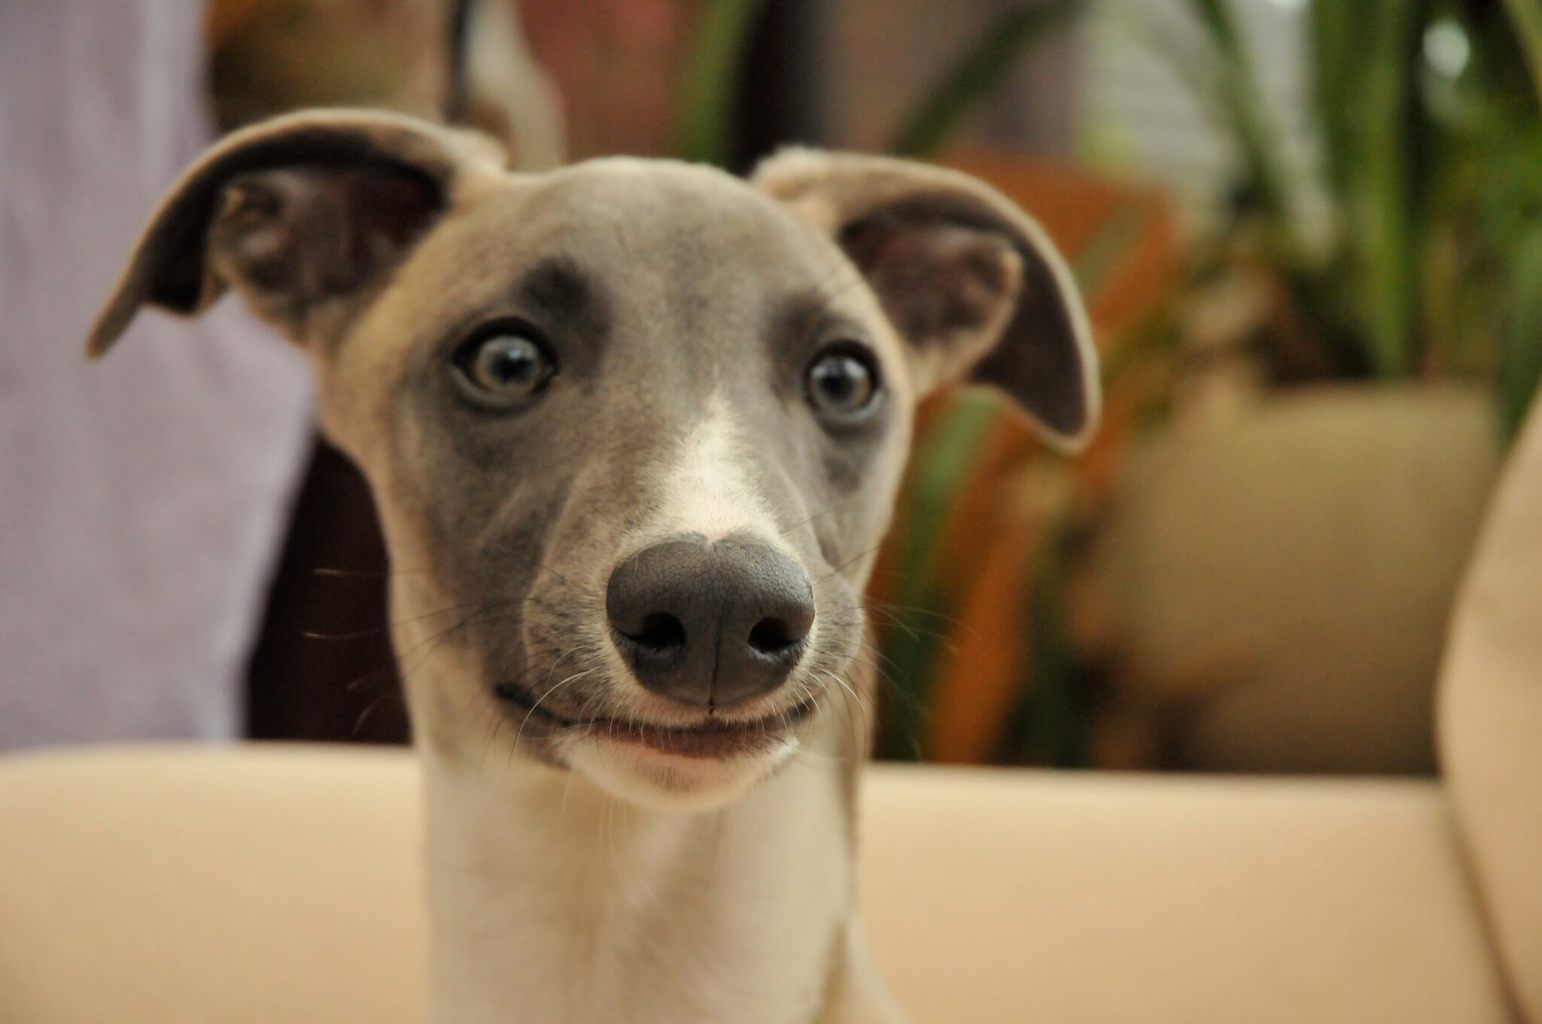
left=1074, top=383, right=1501, bottom=774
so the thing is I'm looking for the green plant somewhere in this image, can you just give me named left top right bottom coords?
left=676, top=1, right=1082, bottom=166
left=1166, top=0, right=1542, bottom=436
left=889, top=0, right=1081, bottom=157
left=675, top=0, right=769, bottom=166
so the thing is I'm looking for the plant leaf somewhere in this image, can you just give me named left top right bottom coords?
left=1502, top=0, right=1542, bottom=111
left=1500, top=222, right=1542, bottom=437
left=676, top=0, right=769, bottom=166
left=889, top=1, right=1080, bottom=158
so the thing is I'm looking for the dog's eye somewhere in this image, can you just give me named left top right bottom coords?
left=454, top=327, right=556, bottom=403
left=806, top=345, right=880, bottom=421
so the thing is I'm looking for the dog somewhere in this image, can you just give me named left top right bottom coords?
left=88, top=109, right=1098, bottom=1023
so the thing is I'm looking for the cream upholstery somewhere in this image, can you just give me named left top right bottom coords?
left=1440, top=396, right=1542, bottom=1023
left=862, top=770, right=1507, bottom=1024
left=0, top=747, right=426, bottom=1024
left=0, top=748, right=1513, bottom=1024
left=1, top=398, right=1538, bottom=1022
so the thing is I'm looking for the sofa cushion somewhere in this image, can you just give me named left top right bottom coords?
left=0, top=746, right=424, bottom=1024
left=0, top=747, right=1512, bottom=1024
left=862, top=766, right=1509, bottom=1024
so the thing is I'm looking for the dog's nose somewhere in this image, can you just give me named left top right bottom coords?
left=606, top=536, right=814, bottom=710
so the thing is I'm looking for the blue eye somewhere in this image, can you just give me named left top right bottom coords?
left=454, top=327, right=556, bottom=403
left=806, top=345, right=880, bottom=420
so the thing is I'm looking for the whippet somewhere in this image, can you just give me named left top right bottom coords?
left=88, top=109, right=1098, bottom=1024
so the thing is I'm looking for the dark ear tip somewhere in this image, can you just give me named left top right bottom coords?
left=1050, top=378, right=1103, bottom=455
left=1059, top=387, right=1101, bottom=446
left=1045, top=421, right=1097, bottom=456
left=1012, top=405, right=1097, bottom=455
left=85, top=324, right=115, bottom=360
left=986, top=367, right=1102, bottom=455
left=84, top=303, right=134, bottom=360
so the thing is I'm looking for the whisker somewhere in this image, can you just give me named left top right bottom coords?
left=311, top=566, right=437, bottom=580
left=301, top=597, right=530, bottom=642
left=780, top=494, right=863, bottom=537
left=814, top=542, right=886, bottom=585
left=515, top=663, right=599, bottom=748
left=866, top=600, right=972, bottom=628
left=352, top=693, right=390, bottom=735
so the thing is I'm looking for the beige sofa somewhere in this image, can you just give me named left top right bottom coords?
left=2, top=399, right=1538, bottom=1023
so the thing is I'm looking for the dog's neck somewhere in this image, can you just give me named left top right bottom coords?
left=421, top=714, right=868, bottom=1024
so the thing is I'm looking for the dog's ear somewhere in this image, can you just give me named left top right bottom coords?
left=753, top=150, right=1099, bottom=451
left=87, top=109, right=507, bottom=358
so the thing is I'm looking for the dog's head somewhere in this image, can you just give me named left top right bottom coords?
left=91, top=111, right=1097, bottom=809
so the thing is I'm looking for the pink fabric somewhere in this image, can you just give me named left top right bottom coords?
left=0, top=1, right=313, bottom=748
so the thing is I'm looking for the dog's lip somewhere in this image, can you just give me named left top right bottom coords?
left=493, top=682, right=817, bottom=759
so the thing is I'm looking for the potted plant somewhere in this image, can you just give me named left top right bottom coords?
left=1069, top=0, right=1542, bottom=773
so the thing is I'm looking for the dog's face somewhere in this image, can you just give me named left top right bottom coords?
left=91, top=111, right=1097, bottom=809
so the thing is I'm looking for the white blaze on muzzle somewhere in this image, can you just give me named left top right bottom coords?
left=652, top=394, right=790, bottom=550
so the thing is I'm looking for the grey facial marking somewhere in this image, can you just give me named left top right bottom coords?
left=512, top=256, right=611, bottom=355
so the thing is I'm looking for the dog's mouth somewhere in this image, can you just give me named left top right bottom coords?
left=493, top=681, right=819, bottom=760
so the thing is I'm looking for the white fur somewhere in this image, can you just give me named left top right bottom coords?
left=559, top=728, right=802, bottom=811
left=652, top=393, right=787, bottom=547
left=424, top=734, right=854, bottom=1024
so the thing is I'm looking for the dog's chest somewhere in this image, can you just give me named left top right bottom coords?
left=425, top=762, right=850, bottom=1024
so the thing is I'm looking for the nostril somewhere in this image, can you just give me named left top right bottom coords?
left=629, top=612, right=686, bottom=654
left=748, top=616, right=803, bottom=656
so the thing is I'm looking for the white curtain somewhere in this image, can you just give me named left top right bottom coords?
left=0, top=0, right=314, bottom=749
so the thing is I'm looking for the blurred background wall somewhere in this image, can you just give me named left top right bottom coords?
left=0, top=1, right=313, bottom=750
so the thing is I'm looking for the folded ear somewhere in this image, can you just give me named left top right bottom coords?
left=752, top=150, right=1100, bottom=452
left=87, top=108, right=507, bottom=358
